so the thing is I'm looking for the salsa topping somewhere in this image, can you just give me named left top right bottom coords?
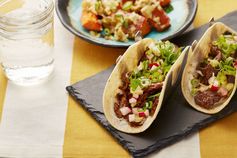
left=114, top=41, right=181, bottom=127
left=191, top=33, right=237, bottom=109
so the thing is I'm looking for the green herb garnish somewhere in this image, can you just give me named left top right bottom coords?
left=164, top=4, right=174, bottom=13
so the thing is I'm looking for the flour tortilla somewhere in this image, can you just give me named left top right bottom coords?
left=181, top=22, right=237, bottom=114
left=103, top=38, right=188, bottom=133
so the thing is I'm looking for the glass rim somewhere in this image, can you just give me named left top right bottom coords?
left=0, top=0, right=54, bottom=26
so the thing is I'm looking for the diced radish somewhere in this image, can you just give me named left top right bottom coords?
left=213, top=80, right=219, bottom=87
left=218, top=87, right=228, bottom=97
left=133, top=94, right=139, bottom=99
left=128, top=114, right=135, bottom=122
left=129, top=97, right=137, bottom=104
left=149, top=63, right=159, bottom=69
left=116, top=89, right=123, bottom=95
left=210, top=85, right=219, bottom=91
left=119, top=107, right=131, bottom=116
left=138, top=112, right=146, bottom=117
left=144, top=110, right=149, bottom=117
left=132, top=108, right=139, bottom=114
left=210, top=80, right=219, bottom=91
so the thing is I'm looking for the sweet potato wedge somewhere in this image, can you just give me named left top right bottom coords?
left=160, top=0, right=171, bottom=7
left=137, top=17, right=151, bottom=36
left=80, top=11, right=102, bottom=31
left=149, top=7, right=170, bottom=32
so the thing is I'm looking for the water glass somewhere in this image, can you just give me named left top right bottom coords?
left=0, top=0, right=54, bottom=86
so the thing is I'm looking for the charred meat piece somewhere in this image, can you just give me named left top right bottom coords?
left=151, top=97, right=159, bottom=116
left=136, top=83, right=163, bottom=107
left=197, top=64, right=218, bottom=85
left=120, top=95, right=129, bottom=107
left=233, top=51, right=237, bottom=58
left=214, top=51, right=222, bottom=61
left=136, top=93, right=148, bottom=108
left=119, top=72, right=130, bottom=91
left=114, top=103, right=123, bottom=118
left=145, top=83, right=163, bottom=94
left=223, top=31, right=232, bottom=35
left=194, top=90, right=222, bottom=109
left=140, top=51, right=149, bottom=61
left=210, top=45, right=222, bottom=59
left=227, top=75, right=235, bottom=83
left=129, top=121, right=143, bottom=127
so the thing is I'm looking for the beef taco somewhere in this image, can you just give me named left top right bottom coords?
left=182, top=22, right=237, bottom=114
left=103, top=38, right=188, bottom=133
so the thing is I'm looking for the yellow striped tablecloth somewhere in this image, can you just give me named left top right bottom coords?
left=1, top=0, right=237, bottom=157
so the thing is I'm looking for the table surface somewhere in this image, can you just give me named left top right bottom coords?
left=1, top=0, right=237, bottom=158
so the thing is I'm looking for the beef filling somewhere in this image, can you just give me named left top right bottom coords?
left=210, top=45, right=222, bottom=59
left=197, top=64, right=219, bottom=85
left=227, top=75, right=235, bottom=83
left=151, top=97, right=159, bottom=116
left=194, top=90, right=222, bottom=109
left=135, top=83, right=163, bottom=108
left=114, top=103, right=123, bottom=118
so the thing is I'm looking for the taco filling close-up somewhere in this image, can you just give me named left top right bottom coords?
left=113, top=40, right=181, bottom=127
left=190, top=33, right=237, bottom=109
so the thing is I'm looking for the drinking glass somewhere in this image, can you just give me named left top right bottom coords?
left=0, top=0, right=54, bottom=86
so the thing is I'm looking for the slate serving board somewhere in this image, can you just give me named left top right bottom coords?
left=66, top=11, right=237, bottom=158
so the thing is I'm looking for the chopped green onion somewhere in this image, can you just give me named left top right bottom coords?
left=213, top=35, right=237, bottom=58
left=145, top=49, right=153, bottom=55
left=143, top=100, right=153, bottom=110
left=123, top=19, right=129, bottom=28
left=130, top=79, right=141, bottom=91
left=140, top=78, right=151, bottom=87
left=115, top=14, right=124, bottom=22
left=209, top=59, right=219, bottom=68
left=122, top=1, right=133, bottom=11
left=142, top=60, right=149, bottom=70
left=95, top=1, right=101, bottom=12
left=225, top=83, right=234, bottom=91
left=191, top=79, right=200, bottom=88
left=217, top=72, right=227, bottom=86
left=148, top=93, right=160, bottom=99
left=191, top=88, right=198, bottom=96
left=102, top=28, right=111, bottom=36
left=164, top=4, right=174, bottom=13
left=151, top=74, right=164, bottom=83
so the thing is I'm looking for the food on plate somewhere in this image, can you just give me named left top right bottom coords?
left=81, top=0, right=173, bottom=42
left=103, top=38, right=188, bottom=133
left=182, top=22, right=237, bottom=114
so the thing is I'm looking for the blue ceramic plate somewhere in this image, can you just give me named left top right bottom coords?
left=56, top=0, right=198, bottom=48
